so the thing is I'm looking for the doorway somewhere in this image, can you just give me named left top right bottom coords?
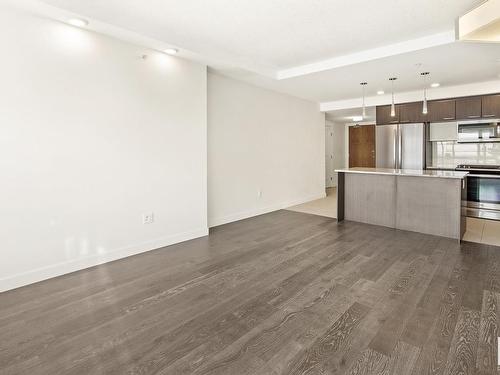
left=325, top=126, right=334, bottom=187
left=349, top=124, right=375, bottom=167
left=286, top=122, right=339, bottom=219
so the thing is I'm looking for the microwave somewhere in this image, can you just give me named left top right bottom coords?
left=457, top=119, right=500, bottom=143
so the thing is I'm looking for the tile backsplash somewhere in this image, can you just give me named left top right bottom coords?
left=431, top=141, right=500, bottom=168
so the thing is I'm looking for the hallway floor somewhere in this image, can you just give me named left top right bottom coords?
left=286, top=187, right=337, bottom=218
left=463, top=217, right=500, bottom=246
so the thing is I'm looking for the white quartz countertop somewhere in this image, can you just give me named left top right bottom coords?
left=335, top=167, right=468, bottom=179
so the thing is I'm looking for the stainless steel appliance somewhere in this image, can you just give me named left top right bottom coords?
left=455, top=164, right=500, bottom=221
left=376, top=123, right=425, bottom=170
left=457, top=119, right=500, bottom=143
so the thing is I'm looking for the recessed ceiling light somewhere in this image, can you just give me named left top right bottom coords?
left=68, top=18, right=88, bottom=27
left=164, top=48, right=179, bottom=55
left=352, top=116, right=363, bottom=122
left=377, top=90, right=385, bottom=95
left=430, top=83, right=440, bottom=88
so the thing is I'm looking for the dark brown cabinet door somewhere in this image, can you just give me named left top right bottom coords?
left=456, top=97, right=482, bottom=120
left=376, top=105, right=399, bottom=125
left=428, top=99, right=456, bottom=122
left=399, top=102, right=424, bottom=123
left=482, top=94, right=500, bottom=118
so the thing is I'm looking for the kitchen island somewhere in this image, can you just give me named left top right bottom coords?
left=335, top=167, right=468, bottom=240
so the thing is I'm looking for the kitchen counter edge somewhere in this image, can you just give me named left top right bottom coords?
left=335, top=168, right=468, bottom=179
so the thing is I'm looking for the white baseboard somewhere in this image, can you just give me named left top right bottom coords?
left=208, top=192, right=327, bottom=228
left=0, top=227, right=208, bottom=293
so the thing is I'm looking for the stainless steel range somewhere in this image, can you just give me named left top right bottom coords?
left=455, top=164, right=500, bottom=221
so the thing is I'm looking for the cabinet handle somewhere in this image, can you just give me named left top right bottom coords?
left=443, top=117, right=455, bottom=120
left=483, top=114, right=495, bottom=117
left=468, top=115, right=480, bottom=118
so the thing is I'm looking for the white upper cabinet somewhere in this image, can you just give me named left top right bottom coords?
left=429, top=122, right=458, bottom=142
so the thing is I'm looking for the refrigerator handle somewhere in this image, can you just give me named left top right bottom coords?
left=393, top=128, right=397, bottom=169
left=399, top=127, right=403, bottom=169
left=398, top=126, right=402, bottom=169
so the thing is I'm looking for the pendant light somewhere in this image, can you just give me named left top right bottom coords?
left=360, top=82, right=367, bottom=119
left=421, top=72, right=430, bottom=115
left=389, top=77, right=397, bottom=117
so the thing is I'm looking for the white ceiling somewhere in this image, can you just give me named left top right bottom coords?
left=38, top=0, right=482, bottom=69
left=238, top=41, right=500, bottom=102
left=11, top=0, right=500, bottom=106
left=326, top=107, right=376, bottom=124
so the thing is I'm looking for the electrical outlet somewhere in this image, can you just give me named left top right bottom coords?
left=257, top=189, right=263, bottom=198
left=142, top=212, right=154, bottom=224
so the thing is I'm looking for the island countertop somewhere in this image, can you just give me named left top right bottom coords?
left=335, top=167, right=468, bottom=179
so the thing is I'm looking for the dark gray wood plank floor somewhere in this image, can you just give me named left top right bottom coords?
left=1, top=210, right=499, bottom=375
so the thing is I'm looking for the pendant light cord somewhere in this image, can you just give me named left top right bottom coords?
left=391, top=80, right=394, bottom=102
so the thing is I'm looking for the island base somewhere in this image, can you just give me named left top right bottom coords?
left=337, top=172, right=467, bottom=240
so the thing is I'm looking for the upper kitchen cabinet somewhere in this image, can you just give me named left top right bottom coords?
left=427, top=99, right=456, bottom=122
left=376, top=105, right=399, bottom=125
left=429, top=122, right=458, bottom=141
left=399, top=102, right=424, bottom=123
left=482, top=94, right=500, bottom=118
left=456, top=96, right=482, bottom=120
left=375, top=93, right=500, bottom=125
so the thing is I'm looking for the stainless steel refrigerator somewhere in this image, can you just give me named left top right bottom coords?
left=376, top=123, right=425, bottom=170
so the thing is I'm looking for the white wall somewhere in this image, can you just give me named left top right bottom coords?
left=0, top=9, right=208, bottom=292
left=208, top=73, right=325, bottom=227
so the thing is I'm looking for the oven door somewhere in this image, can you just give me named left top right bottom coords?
left=466, top=174, right=500, bottom=220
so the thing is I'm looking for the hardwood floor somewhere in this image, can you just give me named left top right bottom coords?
left=1, top=210, right=499, bottom=375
